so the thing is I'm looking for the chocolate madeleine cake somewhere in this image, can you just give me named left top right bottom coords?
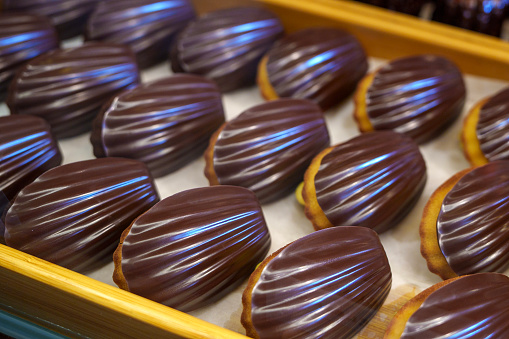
left=303, top=131, right=426, bottom=233
left=385, top=273, right=509, bottom=338
left=0, top=115, right=62, bottom=242
left=462, top=86, right=509, bottom=166
left=204, top=99, right=330, bottom=203
left=91, top=74, right=225, bottom=177
left=242, top=226, right=392, bottom=339
left=354, top=55, right=466, bottom=143
left=4, top=158, right=159, bottom=273
left=86, top=0, right=195, bottom=69
left=421, top=161, right=509, bottom=279
left=2, top=0, right=101, bottom=40
left=7, top=43, right=140, bottom=139
left=171, top=7, right=284, bottom=92
left=113, top=185, right=270, bottom=312
left=0, top=13, right=58, bottom=102
left=258, top=27, right=368, bottom=110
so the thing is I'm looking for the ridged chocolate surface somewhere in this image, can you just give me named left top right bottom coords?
left=86, top=0, right=195, bottom=69
left=121, top=186, right=270, bottom=312
left=401, top=273, right=509, bottom=338
left=212, top=99, right=330, bottom=203
left=477, top=87, right=509, bottom=161
left=315, top=131, right=426, bottom=233
left=266, top=28, right=367, bottom=110
left=7, top=43, right=140, bottom=139
left=356, top=0, right=426, bottom=15
left=4, top=158, right=159, bottom=272
left=251, top=226, right=392, bottom=339
left=0, top=115, right=62, bottom=213
left=437, top=161, right=509, bottom=275
left=0, top=13, right=58, bottom=102
left=433, top=0, right=509, bottom=36
left=91, top=74, right=224, bottom=177
left=366, top=55, right=465, bottom=143
left=3, top=0, right=101, bottom=40
left=171, top=7, right=284, bottom=92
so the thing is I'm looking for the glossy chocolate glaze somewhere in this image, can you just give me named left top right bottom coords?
left=356, top=0, right=426, bottom=15
left=3, top=0, right=101, bottom=40
left=315, top=131, right=426, bottom=233
left=401, top=273, right=509, bottom=338
left=265, top=28, right=368, bottom=111
left=433, top=0, right=509, bottom=36
left=4, top=158, right=159, bottom=272
left=437, top=161, right=509, bottom=275
left=91, top=74, right=224, bottom=177
left=366, top=55, right=465, bottom=143
left=7, top=43, right=140, bottom=139
left=171, top=7, right=284, bottom=92
left=0, top=13, right=58, bottom=102
left=120, top=185, right=270, bottom=312
left=477, top=87, right=509, bottom=161
left=86, top=0, right=195, bottom=69
left=0, top=115, right=62, bottom=215
left=251, top=226, right=392, bottom=339
left=211, top=99, right=330, bottom=203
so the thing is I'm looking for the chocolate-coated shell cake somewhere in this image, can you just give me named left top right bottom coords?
left=354, top=55, right=466, bottom=143
left=7, top=43, right=140, bottom=139
left=385, top=273, right=509, bottom=338
left=242, top=226, right=392, bottom=339
left=421, top=161, right=509, bottom=280
left=462, top=86, right=509, bottom=166
left=91, top=74, right=225, bottom=177
left=303, top=131, right=426, bottom=233
left=258, top=27, right=368, bottom=110
left=0, top=13, right=58, bottom=102
left=2, top=0, right=101, bottom=40
left=86, top=0, right=196, bottom=69
left=205, top=99, right=330, bottom=203
left=4, top=158, right=159, bottom=273
left=171, top=7, right=284, bottom=92
left=113, top=185, right=270, bottom=312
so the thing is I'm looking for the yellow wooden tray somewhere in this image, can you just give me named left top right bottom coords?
left=2, top=0, right=509, bottom=338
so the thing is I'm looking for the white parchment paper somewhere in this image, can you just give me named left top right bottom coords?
left=1, top=37, right=508, bottom=335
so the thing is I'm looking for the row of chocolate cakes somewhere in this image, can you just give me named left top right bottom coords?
left=2, top=3, right=509, bottom=339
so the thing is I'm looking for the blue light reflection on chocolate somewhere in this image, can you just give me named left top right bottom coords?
left=249, top=227, right=391, bottom=339
left=172, top=7, right=283, bottom=92
left=0, top=13, right=58, bottom=101
left=401, top=273, right=509, bottom=338
left=4, top=158, right=159, bottom=273
left=118, top=186, right=270, bottom=312
left=86, top=0, right=195, bottom=69
left=210, top=99, right=330, bottom=204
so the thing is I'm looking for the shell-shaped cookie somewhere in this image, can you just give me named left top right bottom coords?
left=171, top=7, right=284, bottom=92
left=4, top=158, right=159, bottom=273
left=249, top=226, right=392, bottom=339
left=3, top=0, right=101, bottom=40
left=116, top=185, right=270, bottom=312
left=207, top=99, right=330, bottom=203
left=314, top=131, right=426, bottom=233
left=437, top=161, right=509, bottom=275
left=265, top=27, right=367, bottom=110
left=0, top=13, right=58, bottom=101
left=7, top=43, right=140, bottom=139
left=365, top=55, right=465, bottom=143
left=86, top=0, right=195, bottom=69
left=91, top=74, right=225, bottom=177
left=401, top=273, right=509, bottom=338
left=0, top=115, right=62, bottom=211
left=476, top=87, right=509, bottom=161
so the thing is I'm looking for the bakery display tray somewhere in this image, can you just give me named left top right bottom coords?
left=2, top=0, right=509, bottom=338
